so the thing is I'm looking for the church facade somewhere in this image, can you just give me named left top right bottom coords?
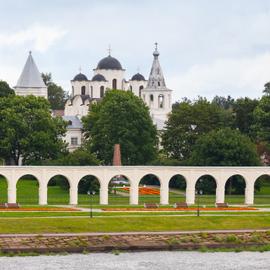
left=14, top=44, right=173, bottom=151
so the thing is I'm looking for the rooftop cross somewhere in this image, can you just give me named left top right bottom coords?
left=155, top=42, right=158, bottom=50
left=107, top=44, right=112, bottom=56
left=79, top=66, right=82, bottom=73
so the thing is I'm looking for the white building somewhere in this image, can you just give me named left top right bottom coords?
left=64, top=44, right=172, bottom=150
left=14, top=45, right=173, bottom=151
left=14, top=51, right=47, bottom=99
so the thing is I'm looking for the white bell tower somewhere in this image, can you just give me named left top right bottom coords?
left=141, top=43, right=172, bottom=130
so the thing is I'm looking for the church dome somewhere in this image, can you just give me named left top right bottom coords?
left=92, top=74, right=106, bottom=82
left=73, top=73, right=88, bottom=81
left=131, top=73, right=145, bottom=81
left=96, top=55, right=122, bottom=70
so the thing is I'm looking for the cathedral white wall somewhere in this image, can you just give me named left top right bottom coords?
left=64, top=128, right=82, bottom=152
left=89, top=81, right=109, bottom=98
left=93, top=69, right=125, bottom=90
left=129, top=80, right=147, bottom=97
left=64, top=96, right=89, bottom=117
left=14, top=87, right=48, bottom=99
left=71, top=81, right=90, bottom=96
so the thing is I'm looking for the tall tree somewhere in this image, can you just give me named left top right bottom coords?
left=189, top=128, right=260, bottom=194
left=189, top=128, right=259, bottom=166
left=41, top=73, right=67, bottom=110
left=0, top=95, right=67, bottom=165
left=212, top=95, right=234, bottom=110
left=82, top=90, right=158, bottom=165
left=0, top=80, right=15, bottom=97
left=253, top=94, right=270, bottom=143
left=162, top=97, right=233, bottom=162
left=233, top=97, right=258, bottom=138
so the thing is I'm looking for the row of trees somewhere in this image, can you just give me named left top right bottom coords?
left=1, top=76, right=270, bottom=194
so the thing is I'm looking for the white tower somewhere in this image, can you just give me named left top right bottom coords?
left=14, top=51, right=48, bottom=99
left=141, top=43, right=172, bottom=130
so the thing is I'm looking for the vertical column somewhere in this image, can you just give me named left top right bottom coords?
left=215, top=183, right=225, bottom=204
left=100, top=183, right=108, bottom=205
left=39, top=181, right=48, bottom=205
left=160, top=181, right=169, bottom=205
left=186, top=181, right=195, bottom=205
left=130, top=181, right=139, bottom=205
left=245, top=181, right=255, bottom=205
left=8, top=181, right=17, bottom=204
left=69, top=184, right=78, bottom=205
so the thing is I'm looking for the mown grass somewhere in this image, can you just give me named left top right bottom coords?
left=0, top=216, right=269, bottom=233
left=0, top=211, right=269, bottom=218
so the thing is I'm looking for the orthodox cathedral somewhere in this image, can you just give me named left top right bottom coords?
left=14, top=44, right=173, bottom=151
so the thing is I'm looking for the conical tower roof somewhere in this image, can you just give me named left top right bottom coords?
left=15, top=52, right=46, bottom=88
left=146, top=43, right=166, bottom=89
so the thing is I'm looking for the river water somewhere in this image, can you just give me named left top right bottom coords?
left=0, top=251, right=269, bottom=270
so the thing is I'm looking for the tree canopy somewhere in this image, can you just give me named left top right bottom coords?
left=42, top=73, right=67, bottom=110
left=162, top=98, right=233, bottom=162
left=189, top=128, right=259, bottom=166
left=0, top=95, right=67, bottom=165
left=0, top=80, right=15, bottom=97
left=82, top=90, right=158, bottom=165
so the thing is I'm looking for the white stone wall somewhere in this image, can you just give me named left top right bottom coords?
left=129, top=80, right=147, bottom=97
left=15, top=87, right=48, bottom=99
left=64, top=96, right=89, bottom=117
left=0, top=165, right=265, bottom=205
left=141, top=88, right=172, bottom=127
left=93, top=69, right=125, bottom=90
left=89, top=81, right=109, bottom=98
left=71, top=80, right=90, bottom=96
left=63, top=128, right=82, bottom=152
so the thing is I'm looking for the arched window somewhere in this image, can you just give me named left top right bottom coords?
left=100, top=86, right=105, bottom=98
left=72, top=86, right=74, bottom=97
left=158, top=81, right=160, bottom=86
left=112, top=79, right=117, bottom=89
left=158, top=94, right=164, bottom=108
left=81, top=86, right=86, bottom=95
left=139, top=85, right=143, bottom=97
left=130, top=85, right=132, bottom=92
left=150, top=94, right=154, bottom=102
left=90, top=86, right=93, bottom=97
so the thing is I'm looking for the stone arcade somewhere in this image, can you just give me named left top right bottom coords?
left=0, top=166, right=266, bottom=206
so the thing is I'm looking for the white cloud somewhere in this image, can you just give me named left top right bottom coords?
left=169, top=53, right=270, bottom=101
left=0, top=24, right=67, bottom=52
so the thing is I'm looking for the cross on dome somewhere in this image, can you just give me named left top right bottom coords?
left=107, top=44, right=112, bottom=56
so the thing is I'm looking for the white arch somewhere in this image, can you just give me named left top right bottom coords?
left=1, top=166, right=269, bottom=206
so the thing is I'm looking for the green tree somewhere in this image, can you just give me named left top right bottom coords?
left=82, top=90, right=158, bottom=165
left=0, top=80, right=15, bottom=97
left=253, top=94, right=270, bottom=143
left=41, top=73, right=67, bottom=110
left=162, top=98, right=233, bottom=162
left=189, top=128, right=260, bottom=194
left=263, top=82, right=270, bottom=95
left=0, top=95, right=67, bottom=165
left=233, top=97, right=258, bottom=138
left=212, top=95, right=234, bottom=110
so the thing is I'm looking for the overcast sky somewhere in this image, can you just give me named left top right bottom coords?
left=1, top=0, right=270, bottom=101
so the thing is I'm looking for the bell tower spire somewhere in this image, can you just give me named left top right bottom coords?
left=147, top=43, right=166, bottom=89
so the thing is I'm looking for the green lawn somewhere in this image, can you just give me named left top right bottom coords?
left=0, top=216, right=269, bottom=233
left=0, top=178, right=269, bottom=206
